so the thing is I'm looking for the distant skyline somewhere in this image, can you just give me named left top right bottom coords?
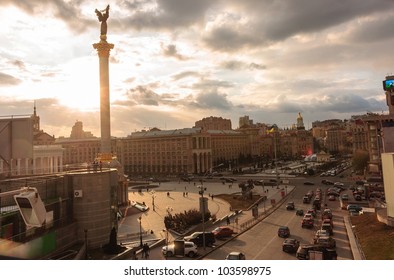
left=1, top=0, right=393, bottom=137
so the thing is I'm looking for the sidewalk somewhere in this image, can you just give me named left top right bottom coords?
left=117, top=180, right=294, bottom=248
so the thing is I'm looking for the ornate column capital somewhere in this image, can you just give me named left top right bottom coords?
left=93, top=41, right=114, bottom=57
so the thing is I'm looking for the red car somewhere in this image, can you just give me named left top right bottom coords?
left=212, top=226, right=234, bottom=238
left=301, top=217, right=314, bottom=228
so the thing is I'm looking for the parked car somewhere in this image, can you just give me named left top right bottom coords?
left=278, top=226, right=290, bottom=238
left=225, top=252, right=245, bottom=260
left=282, top=238, right=300, bottom=253
left=354, top=194, right=362, bottom=201
left=212, top=226, right=234, bottom=239
left=286, top=202, right=295, bottom=210
left=184, top=232, right=215, bottom=247
left=162, top=241, right=198, bottom=258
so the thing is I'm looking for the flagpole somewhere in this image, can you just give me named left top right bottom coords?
left=274, top=129, right=279, bottom=187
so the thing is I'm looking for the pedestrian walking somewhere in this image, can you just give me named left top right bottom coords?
left=142, top=243, right=150, bottom=259
left=226, top=216, right=230, bottom=225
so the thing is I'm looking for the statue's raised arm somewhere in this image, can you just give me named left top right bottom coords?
left=95, top=4, right=110, bottom=36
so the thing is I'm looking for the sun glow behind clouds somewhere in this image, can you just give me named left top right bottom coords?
left=56, top=57, right=100, bottom=112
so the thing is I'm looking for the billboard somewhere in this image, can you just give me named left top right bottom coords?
left=383, top=79, right=394, bottom=91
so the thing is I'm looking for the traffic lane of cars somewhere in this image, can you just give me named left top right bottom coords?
left=202, top=192, right=318, bottom=260
left=322, top=196, right=353, bottom=260
left=166, top=179, right=352, bottom=260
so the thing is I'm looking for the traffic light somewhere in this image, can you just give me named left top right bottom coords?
left=14, top=188, right=46, bottom=227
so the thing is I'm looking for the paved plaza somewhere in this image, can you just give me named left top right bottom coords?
left=117, top=178, right=294, bottom=247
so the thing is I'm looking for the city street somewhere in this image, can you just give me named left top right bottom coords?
left=117, top=174, right=293, bottom=259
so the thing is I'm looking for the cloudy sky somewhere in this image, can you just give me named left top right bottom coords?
left=1, top=0, right=393, bottom=137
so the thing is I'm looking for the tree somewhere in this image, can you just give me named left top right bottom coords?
left=352, top=150, right=369, bottom=173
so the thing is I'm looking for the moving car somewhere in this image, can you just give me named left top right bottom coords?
left=321, top=223, right=333, bottom=235
left=347, top=204, right=363, bottom=212
left=282, top=238, right=300, bottom=253
left=313, top=230, right=329, bottom=242
left=162, top=241, right=198, bottom=258
left=306, top=209, right=316, bottom=218
left=301, top=217, right=314, bottom=228
left=296, top=244, right=337, bottom=260
left=212, top=226, right=234, bottom=239
left=286, top=202, right=295, bottom=210
left=278, top=226, right=290, bottom=238
left=341, top=194, right=349, bottom=200
left=314, top=236, right=336, bottom=249
left=131, top=201, right=149, bottom=212
left=322, top=209, right=333, bottom=220
left=225, top=252, right=245, bottom=260
left=304, top=181, right=315, bottom=185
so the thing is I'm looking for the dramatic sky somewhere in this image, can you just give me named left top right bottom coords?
left=1, top=0, right=393, bottom=137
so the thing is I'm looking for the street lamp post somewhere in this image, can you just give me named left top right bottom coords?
left=84, top=229, right=88, bottom=260
left=197, top=185, right=207, bottom=251
left=150, top=191, right=156, bottom=211
left=138, top=216, right=143, bottom=248
left=262, top=182, right=266, bottom=212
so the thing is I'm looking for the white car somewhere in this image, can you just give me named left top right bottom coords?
left=314, top=229, right=329, bottom=242
left=162, top=241, right=197, bottom=258
left=131, top=201, right=149, bottom=212
left=225, top=252, right=246, bottom=260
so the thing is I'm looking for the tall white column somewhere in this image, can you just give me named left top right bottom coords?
left=93, top=37, right=114, bottom=155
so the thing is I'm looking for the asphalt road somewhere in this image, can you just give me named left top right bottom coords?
left=202, top=176, right=354, bottom=260
left=128, top=166, right=358, bottom=260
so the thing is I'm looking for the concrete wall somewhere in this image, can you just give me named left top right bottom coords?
left=382, top=153, right=394, bottom=219
left=67, top=169, right=118, bottom=249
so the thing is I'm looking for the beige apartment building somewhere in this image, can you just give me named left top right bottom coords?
left=118, top=128, right=212, bottom=175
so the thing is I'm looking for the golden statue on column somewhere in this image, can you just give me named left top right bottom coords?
left=95, top=5, right=110, bottom=41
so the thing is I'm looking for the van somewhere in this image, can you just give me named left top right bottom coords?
left=184, top=232, right=215, bottom=247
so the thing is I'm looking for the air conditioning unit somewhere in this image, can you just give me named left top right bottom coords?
left=74, top=190, right=83, bottom=198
